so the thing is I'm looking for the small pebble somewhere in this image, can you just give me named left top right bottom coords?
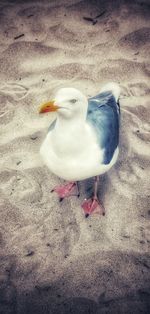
left=30, top=135, right=38, bottom=140
left=26, top=250, right=34, bottom=257
left=14, top=33, right=25, bottom=40
left=139, top=240, right=145, bottom=244
left=16, top=161, right=21, bottom=165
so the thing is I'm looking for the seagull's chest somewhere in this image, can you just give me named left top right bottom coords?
left=40, top=123, right=104, bottom=180
left=52, top=124, right=96, bottom=156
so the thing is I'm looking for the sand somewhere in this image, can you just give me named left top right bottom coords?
left=0, top=0, right=150, bottom=313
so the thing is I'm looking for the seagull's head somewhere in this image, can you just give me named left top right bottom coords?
left=39, top=88, right=88, bottom=120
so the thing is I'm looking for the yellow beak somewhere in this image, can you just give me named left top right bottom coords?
left=39, top=100, right=60, bottom=113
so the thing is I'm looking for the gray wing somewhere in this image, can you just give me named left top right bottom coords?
left=48, top=119, right=56, bottom=132
left=87, top=91, right=120, bottom=165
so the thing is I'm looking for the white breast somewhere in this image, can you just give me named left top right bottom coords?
left=40, top=122, right=118, bottom=181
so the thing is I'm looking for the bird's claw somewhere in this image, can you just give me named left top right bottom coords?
left=50, top=182, right=79, bottom=200
left=81, top=198, right=105, bottom=217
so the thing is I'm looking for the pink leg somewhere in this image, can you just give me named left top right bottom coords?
left=51, top=181, right=80, bottom=202
left=81, top=176, right=105, bottom=217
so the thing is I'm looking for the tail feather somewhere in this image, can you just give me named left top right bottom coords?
left=100, top=82, right=121, bottom=102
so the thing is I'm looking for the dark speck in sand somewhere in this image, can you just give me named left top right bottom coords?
left=83, top=17, right=94, bottom=22
left=122, top=235, right=130, bottom=239
left=30, top=135, right=38, bottom=140
left=93, top=20, right=97, bottom=25
left=26, top=250, right=35, bottom=257
left=14, top=33, right=25, bottom=40
left=16, top=160, right=21, bottom=165
left=27, top=14, right=34, bottom=18
left=139, top=240, right=145, bottom=244
left=95, top=10, right=106, bottom=19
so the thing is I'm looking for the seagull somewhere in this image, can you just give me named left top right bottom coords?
left=39, top=82, right=120, bottom=217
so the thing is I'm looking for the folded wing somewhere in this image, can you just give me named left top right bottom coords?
left=87, top=91, right=120, bottom=165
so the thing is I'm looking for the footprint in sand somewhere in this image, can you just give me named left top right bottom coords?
left=0, top=95, right=15, bottom=124
left=0, top=168, right=43, bottom=205
left=128, top=82, right=150, bottom=97
left=123, top=220, right=150, bottom=246
left=0, top=82, right=29, bottom=101
left=42, top=205, right=80, bottom=258
left=0, top=83, right=29, bottom=127
left=0, top=168, right=80, bottom=258
left=121, top=81, right=150, bottom=98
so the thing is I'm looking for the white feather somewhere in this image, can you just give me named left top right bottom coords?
left=100, top=82, right=121, bottom=102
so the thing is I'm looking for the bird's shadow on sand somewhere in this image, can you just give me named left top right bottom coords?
left=16, top=289, right=150, bottom=314
left=81, top=174, right=109, bottom=202
left=1, top=251, right=150, bottom=314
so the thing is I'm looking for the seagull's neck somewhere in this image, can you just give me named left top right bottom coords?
left=55, top=115, right=86, bottom=133
left=51, top=114, right=89, bottom=157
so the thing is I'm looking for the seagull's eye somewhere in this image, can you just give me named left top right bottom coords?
left=70, top=99, right=77, bottom=104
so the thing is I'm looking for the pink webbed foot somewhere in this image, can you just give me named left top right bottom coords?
left=51, top=182, right=79, bottom=202
left=81, top=198, right=105, bottom=218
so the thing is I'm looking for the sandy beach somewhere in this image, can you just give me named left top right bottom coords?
left=0, top=0, right=150, bottom=313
